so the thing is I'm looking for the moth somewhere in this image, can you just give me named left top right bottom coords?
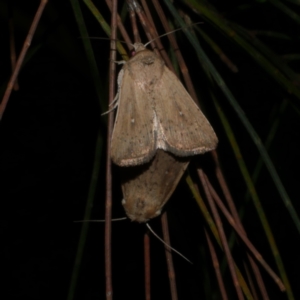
left=110, top=43, right=218, bottom=167
left=120, top=149, right=189, bottom=223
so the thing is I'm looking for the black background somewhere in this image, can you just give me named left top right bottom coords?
left=1, top=1, right=300, bottom=299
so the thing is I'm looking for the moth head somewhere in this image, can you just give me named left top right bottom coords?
left=122, top=198, right=162, bottom=223
left=133, top=42, right=146, bottom=54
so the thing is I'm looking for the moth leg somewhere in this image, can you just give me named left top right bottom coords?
left=108, top=90, right=119, bottom=107
left=101, top=96, right=119, bottom=115
left=113, top=60, right=126, bottom=65
left=109, top=68, right=124, bottom=106
left=101, top=69, right=124, bottom=115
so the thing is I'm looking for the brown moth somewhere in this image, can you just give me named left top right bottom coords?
left=111, top=43, right=218, bottom=167
left=120, top=149, right=189, bottom=223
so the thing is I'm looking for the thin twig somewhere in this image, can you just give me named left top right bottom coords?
left=205, top=229, right=229, bottom=300
left=128, top=0, right=175, bottom=73
left=0, top=0, right=48, bottom=120
left=212, top=150, right=241, bottom=222
left=204, top=172, right=285, bottom=292
left=188, top=177, right=256, bottom=298
left=141, top=0, right=159, bottom=37
left=127, top=0, right=153, bottom=44
left=105, top=0, right=133, bottom=50
left=144, top=231, right=151, bottom=300
left=127, top=3, right=141, bottom=43
left=161, top=213, right=178, bottom=300
left=8, top=1, right=19, bottom=91
left=212, top=150, right=270, bottom=299
left=243, top=261, right=259, bottom=300
left=199, top=169, right=245, bottom=300
left=105, top=0, right=118, bottom=299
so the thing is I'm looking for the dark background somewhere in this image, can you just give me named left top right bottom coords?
left=1, top=0, right=300, bottom=299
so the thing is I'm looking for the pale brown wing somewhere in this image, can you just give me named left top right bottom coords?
left=111, top=68, right=156, bottom=166
left=121, top=150, right=189, bottom=222
left=153, top=67, right=218, bottom=156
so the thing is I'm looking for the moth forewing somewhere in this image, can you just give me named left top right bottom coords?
left=121, top=149, right=190, bottom=223
left=110, top=43, right=218, bottom=167
left=110, top=57, right=157, bottom=166
left=154, top=67, right=218, bottom=156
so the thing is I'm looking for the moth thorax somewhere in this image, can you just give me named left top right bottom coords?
left=133, top=42, right=146, bottom=53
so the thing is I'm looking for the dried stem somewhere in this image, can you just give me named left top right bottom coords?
left=144, top=232, right=151, bottom=300
left=0, top=0, right=48, bottom=120
left=205, top=229, right=229, bottom=300
left=212, top=150, right=270, bottom=299
left=105, top=0, right=118, bottom=299
left=8, top=1, right=19, bottom=91
left=141, top=0, right=159, bottom=37
left=161, top=212, right=178, bottom=300
left=106, top=0, right=133, bottom=50
left=127, top=3, right=141, bottom=43
left=199, top=169, right=245, bottom=300
left=128, top=0, right=175, bottom=73
left=204, top=172, right=285, bottom=292
left=243, top=261, right=259, bottom=300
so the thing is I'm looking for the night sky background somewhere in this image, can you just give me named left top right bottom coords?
left=1, top=1, right=300, bottom=299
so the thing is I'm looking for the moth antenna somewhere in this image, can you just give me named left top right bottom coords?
left=81, top=37, right=135, bottom=50
left=146, top=223, right=192, bottom=264
left=80, top=37, right=126, bottom=44
left=144, top=22, right=202, bottom=48
left=74, top=217, right=127, bottom=223
left=101, top=102, right=118, bottom=116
